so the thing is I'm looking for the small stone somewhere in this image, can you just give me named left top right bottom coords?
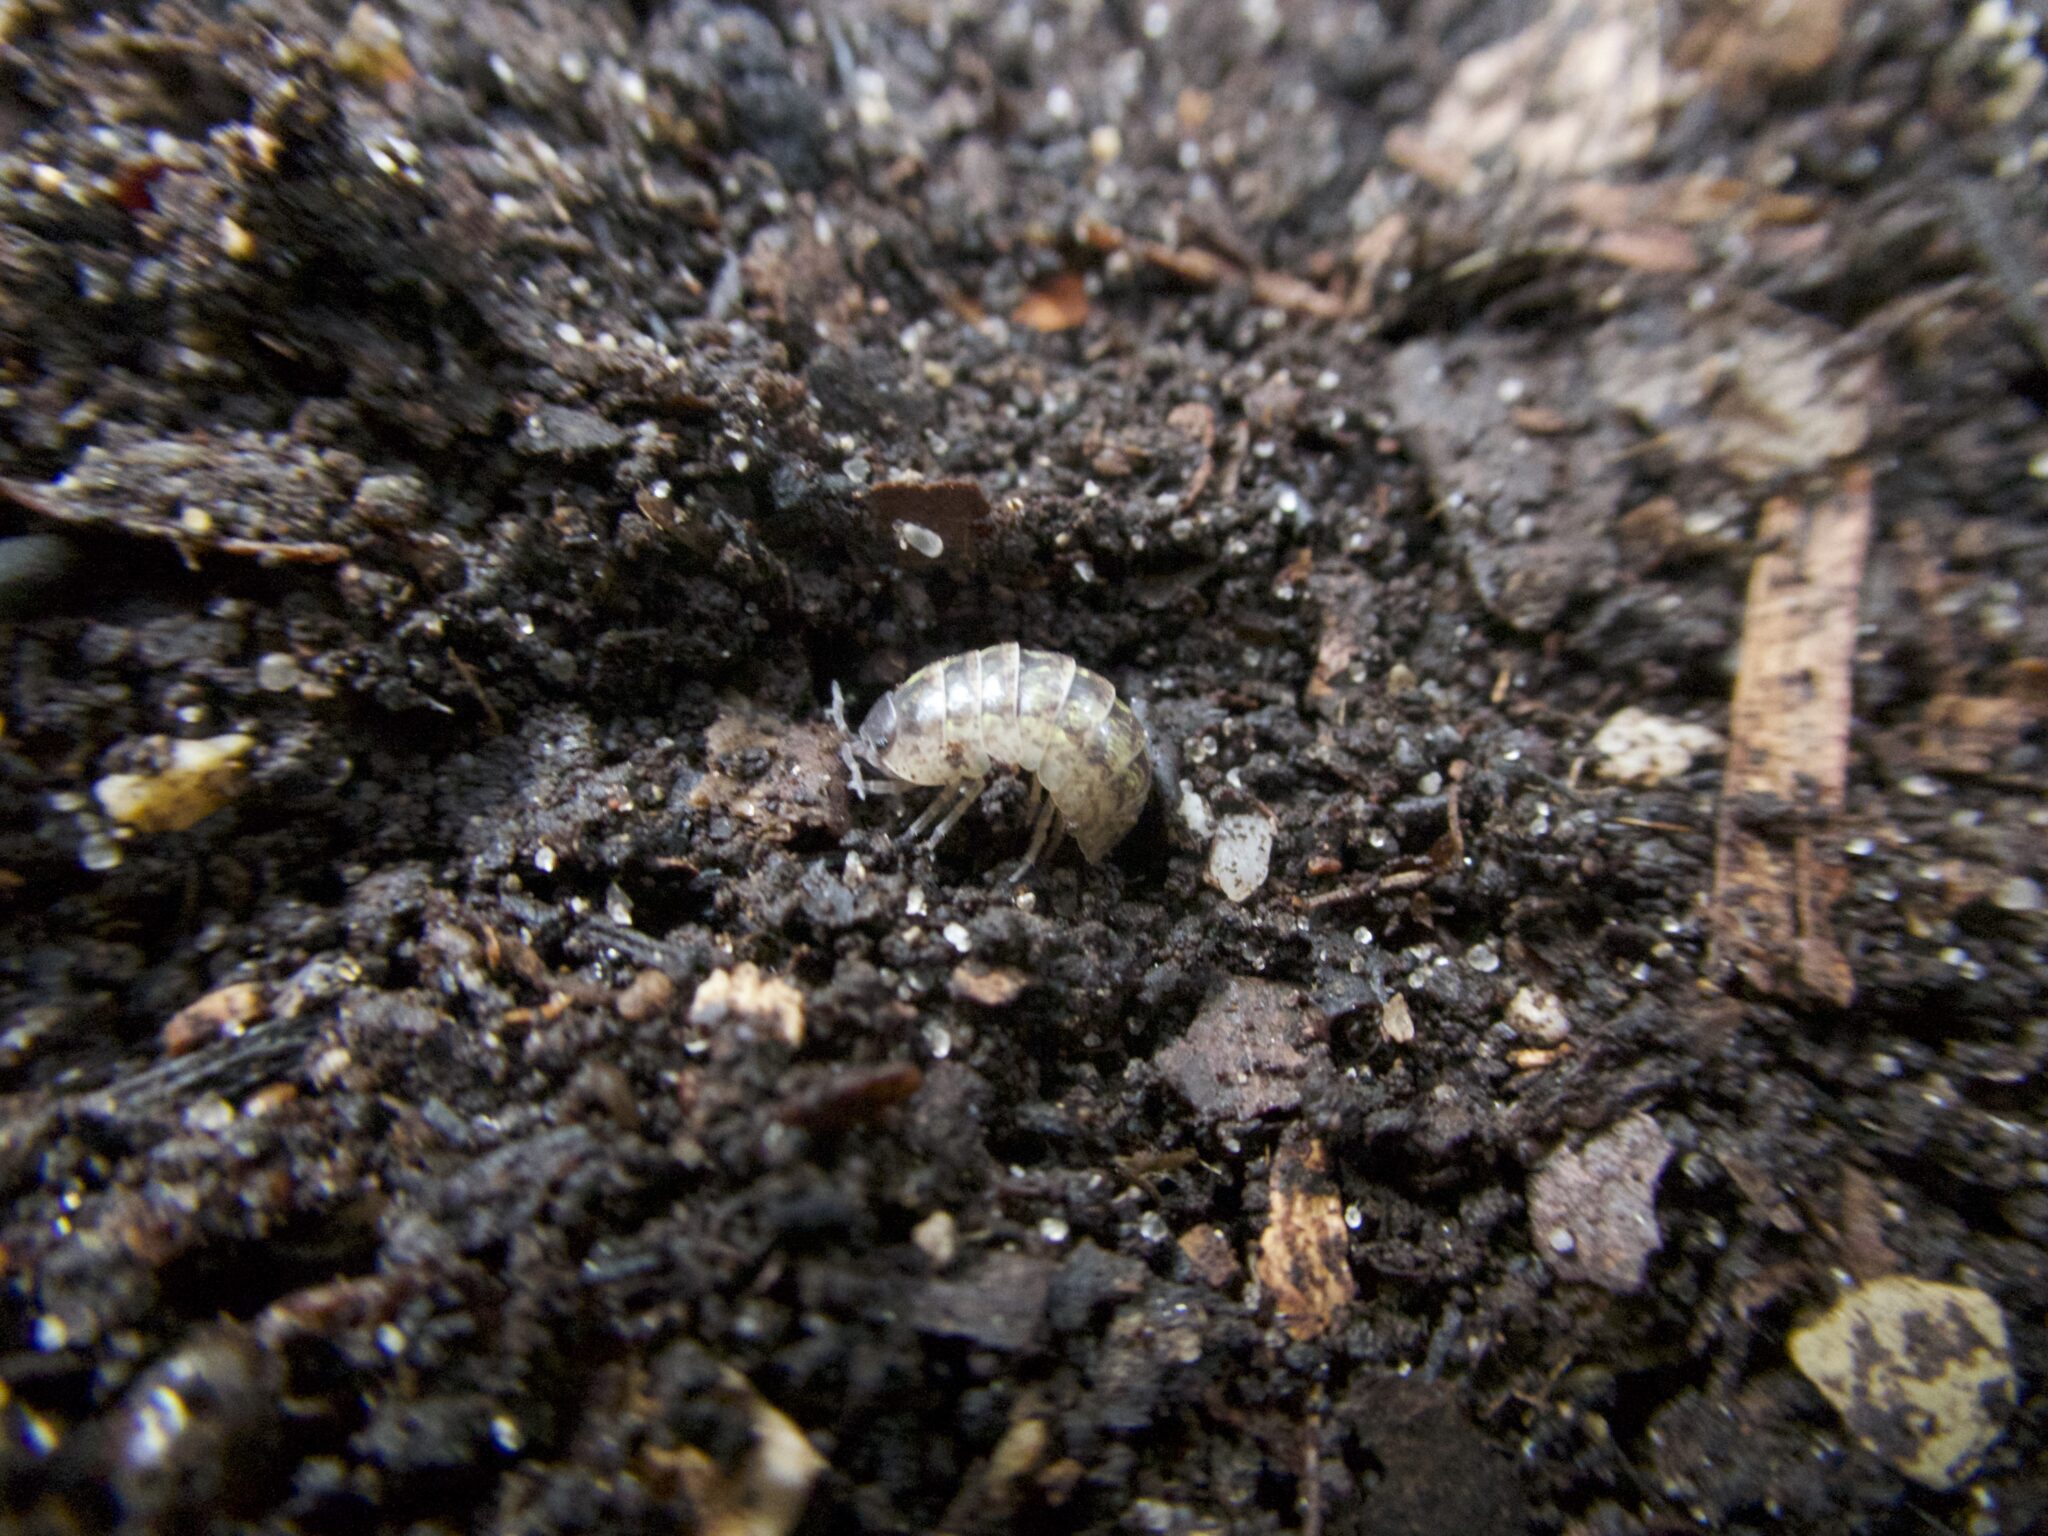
left=689, top=963, right=805, bottom=1047
left=949, top=962, right=1029, bottom=1007
left=669, top=1368, right=828, bottom=1536
left=911, top=1210, right=959, bottom=1268
left=94, top=734, right=255, bottom=834
left=893, top=521, right=944, bottom=559
left=217, top=217, right=256, bottom=261
left=333, top=3, right=414, bottom=87
left=1379, top=994, right=1415, bottom=1044
left=1205, top=812, right=1274, bottom=903
left=1991, top=875, right=2045, bottom=912
left=1506, top=986, right=1571, bottom=1044
left=614, top=968, right=676, bottom=1022
left=1178, top=1224, right=1239, bottom=1288
left=254, top=652, right=301, bottom=692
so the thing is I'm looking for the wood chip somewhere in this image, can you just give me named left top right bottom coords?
left=1917, top=691, right=2045, bottom=777
left=1011, top=270, right=1089, bottom=331
left=1708, top=467, right=1870, bottom=1005
left=863, top=478, right=992, bottom=565
left=162, top=982, right=266, bottom=1056
left=1178, top=1224, right=1240, bottom=1289
left=1137, top=242, right=1235, bottom=287
left=949, top=962, right=1030, bottom=1007
left=1249, top=269, right=1347, bottom=320
left=1254, top=1136, right=1355, bottom=1340
left=689, top=709, right=852, bottom=846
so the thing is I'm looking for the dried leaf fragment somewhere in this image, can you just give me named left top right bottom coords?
left=1401, top=0, right=1663, bottom=186
left=1788, top=1277, right=2013, bottom=1490
left=1254, top=1137, right=1355, bottom=1340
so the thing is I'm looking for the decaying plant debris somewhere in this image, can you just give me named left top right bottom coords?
left=2, top=0, right=2046, bottom=1532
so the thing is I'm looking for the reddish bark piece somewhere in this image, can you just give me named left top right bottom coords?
left=863, top=478, right=992, bottom=565
left=1529, top=1111, right=1673, bottom=1292
left=1154, top=977, right=1329, bottom=1121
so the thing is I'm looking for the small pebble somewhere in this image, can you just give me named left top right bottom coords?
left=614, top=968, right=676, bottom=1022
left=912, top=1210, right=959, bottom=1267
left=1992, top=876, right=2045, bottom=912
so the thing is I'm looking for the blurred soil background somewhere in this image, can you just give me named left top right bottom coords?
left=1, top=0, right=2047, bottom=1531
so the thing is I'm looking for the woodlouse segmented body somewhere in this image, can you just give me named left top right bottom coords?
left=841, top=643, right=1150, bottom=871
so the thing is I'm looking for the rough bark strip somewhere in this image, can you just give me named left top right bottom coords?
left=1254, top=1135, right=1356, bottom=1341
left=1708, top=466, right=1872, bottom=1004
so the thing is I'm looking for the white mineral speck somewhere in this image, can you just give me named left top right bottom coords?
left=1205, top=812, right=1273, bottom=903
left=1038, top=1216, right=1071, bottom=1244
left=943, top=921, right=971, bottom=953
left=894, top=521, right=944, bottom=559
left=1547, top=1226, right=1577, bottom=1255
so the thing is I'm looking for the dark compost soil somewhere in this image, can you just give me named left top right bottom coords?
left=2, top=0, right=2046, bottom=1532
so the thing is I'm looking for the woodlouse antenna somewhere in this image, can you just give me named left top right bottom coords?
left=830, top=679, right=869, bottom=799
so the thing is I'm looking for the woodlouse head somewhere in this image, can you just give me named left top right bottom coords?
left=852, top=692, right=898, bottom=764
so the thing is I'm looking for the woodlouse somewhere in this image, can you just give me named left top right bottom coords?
left=836, top=643, right=1151, bottom=874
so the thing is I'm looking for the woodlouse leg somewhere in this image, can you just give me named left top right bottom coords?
left=1007, top=799, right=1061, bottom=882
left=1023, top=776, right=1043, bottom=822
left=902, top=782, right=968, bottom=843
left=924, top=777, right=985, bottom=849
